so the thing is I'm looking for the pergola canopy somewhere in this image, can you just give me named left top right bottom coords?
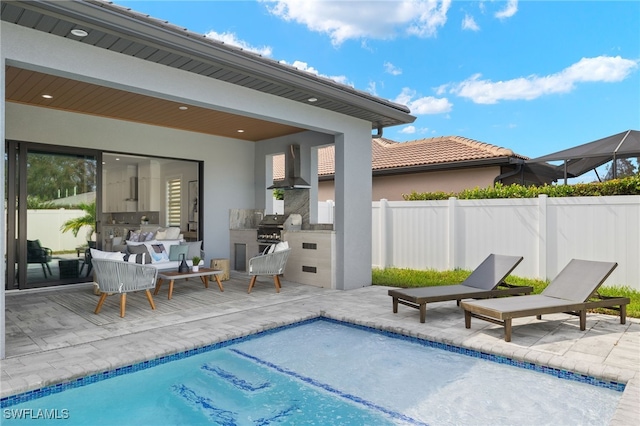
left=528, top=130, right=640, bottom=180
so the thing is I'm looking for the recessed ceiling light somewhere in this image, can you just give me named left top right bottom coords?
left=71, top=29, right=88, bottom=37
left=115, top=158, right=120, bottom=161
left=237, top=129, right=245, bottom=133
left=41, top=94, right=53, bottom=99
left=179, top=106, right=188, bottom=110
left=308, top=97, right=318, bottom=102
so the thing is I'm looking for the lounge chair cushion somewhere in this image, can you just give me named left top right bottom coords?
left=90, top=248, right=125, bottom=261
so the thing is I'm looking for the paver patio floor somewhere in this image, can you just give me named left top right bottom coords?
left=2, top=272, right=638, bottom=424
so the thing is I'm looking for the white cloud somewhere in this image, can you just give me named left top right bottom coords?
left=399, top=125, right=430, bottom=135
left=204, top=30, right=273, bottom=57
left=262, top=0, right=452, bottom=46
left=367, top=81, right=378, bottom=96
left=462, top=14, right=480, bottom=31
left=280, top=60, right=353, bottom=86
left=495, top=0, right=518, bottom=20
left=395, top=87, right=453, bottom=114
left=384, top=61, right=403, bottom=76
left=447, top=56, right=639, bottom=104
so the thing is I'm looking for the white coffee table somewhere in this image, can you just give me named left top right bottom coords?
left=154, top=267, right=224, bottom=300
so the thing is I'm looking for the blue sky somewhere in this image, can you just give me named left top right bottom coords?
left=116, top=0, right=639, bottom=164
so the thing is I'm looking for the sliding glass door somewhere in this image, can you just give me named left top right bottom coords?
left=5, top=141, right=100, bottom=289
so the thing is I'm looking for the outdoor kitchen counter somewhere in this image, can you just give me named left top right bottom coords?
left=229, top=229, right=259, bottom=272
left=282, top=230, right=335, bottom=289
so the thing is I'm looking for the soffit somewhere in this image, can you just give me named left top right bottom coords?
left=1, top=0, right=415, bottom=136
left=5, top=66, right=304, bottom=141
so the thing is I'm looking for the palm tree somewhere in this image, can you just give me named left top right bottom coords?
left=60, top=201, right=96, bottom=241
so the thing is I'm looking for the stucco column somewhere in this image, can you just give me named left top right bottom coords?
left=333, top=132, right=372, bottom=290
left=1, top=57, right=6, bottom=359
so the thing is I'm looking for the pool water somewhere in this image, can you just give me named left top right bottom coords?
left=2, top=319, right=623, bottom=425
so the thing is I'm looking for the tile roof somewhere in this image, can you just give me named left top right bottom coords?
left=273, top=136, right=528, bottom=179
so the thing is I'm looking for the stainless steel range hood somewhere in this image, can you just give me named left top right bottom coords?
left=268, top=144, right=311, bottom=189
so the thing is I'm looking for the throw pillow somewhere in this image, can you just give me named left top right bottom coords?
left=155, top=229, right=167, bottom=240
left=165, top=227, right=181, bottom=240
left=169, top=244, right=189, bottom=261
left=180, top=241, right=202, bottom=260
left=127, top=244, right=152, bottom=264
left=90, top=248, right=125, bottom=261
left=274, top=241, right=289, bottom=252
left=149, top=243, right=169, bottom=263
left=128, top=231, right=141, bottom=242
left=123, top=253, right=146, bottom=264
left=142, top=231, right=155, bottom=242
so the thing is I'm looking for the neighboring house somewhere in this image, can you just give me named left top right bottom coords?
left=276, top=136, right=558, bottom=201
left=0, top=1, right=414, bottom=358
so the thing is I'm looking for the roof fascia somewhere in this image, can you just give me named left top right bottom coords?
left=318, top=156, right=515, bottom=180
left=19, top=0, right=415, bottom=126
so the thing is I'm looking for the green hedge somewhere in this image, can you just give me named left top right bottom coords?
left=403, top=175, right=640, bottom=201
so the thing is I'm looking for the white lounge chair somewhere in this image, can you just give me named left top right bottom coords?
left=247, top=248, right=291, bottom=293
left=92, top=258, right=158, bottom=317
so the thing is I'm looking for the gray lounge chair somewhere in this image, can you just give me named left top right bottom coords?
left=388, top=254, right=530, bottom=323
left=461, top=259, right=630, bottom=342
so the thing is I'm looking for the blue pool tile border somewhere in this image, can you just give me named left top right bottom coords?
left=0, top=316, right=625, bottom=408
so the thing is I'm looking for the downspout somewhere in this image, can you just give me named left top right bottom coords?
left=372, top=125, right=383, bottom=138
left=494, top=159, right=524, bottom=185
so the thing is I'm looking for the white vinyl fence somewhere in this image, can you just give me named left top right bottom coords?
left=373, top=195, right=640, bottom=290
left=22, top=209, right=90, bottom=252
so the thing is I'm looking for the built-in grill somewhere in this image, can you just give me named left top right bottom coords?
left=257, top=214, right=287, bottom=251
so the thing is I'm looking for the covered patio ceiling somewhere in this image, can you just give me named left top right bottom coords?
left=5, top=66, right=305, bottom=142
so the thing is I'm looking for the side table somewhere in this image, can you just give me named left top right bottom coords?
left=210, top=258, right=230, bottom=281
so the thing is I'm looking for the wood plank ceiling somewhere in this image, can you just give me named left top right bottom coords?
left=5, top=66, right=305, bottom=142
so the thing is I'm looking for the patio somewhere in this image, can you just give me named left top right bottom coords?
left=2, top=272, right=639, bottom=424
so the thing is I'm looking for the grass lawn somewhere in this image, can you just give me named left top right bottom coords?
left=372, top=267, right=640, bottom=318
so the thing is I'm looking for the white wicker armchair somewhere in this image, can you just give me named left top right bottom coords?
left=92, top=258, right=158, bottom=317
left=248, top=248, right=291, bottom=293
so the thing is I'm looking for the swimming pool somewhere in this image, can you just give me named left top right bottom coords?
left=1, top=318, right=624, bottom=425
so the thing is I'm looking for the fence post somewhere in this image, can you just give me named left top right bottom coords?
left=379, top=198, right=388, bottom=268
left=448, top=197, right=457, bottom=270
left=537, top=194, right=548, bottom=279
